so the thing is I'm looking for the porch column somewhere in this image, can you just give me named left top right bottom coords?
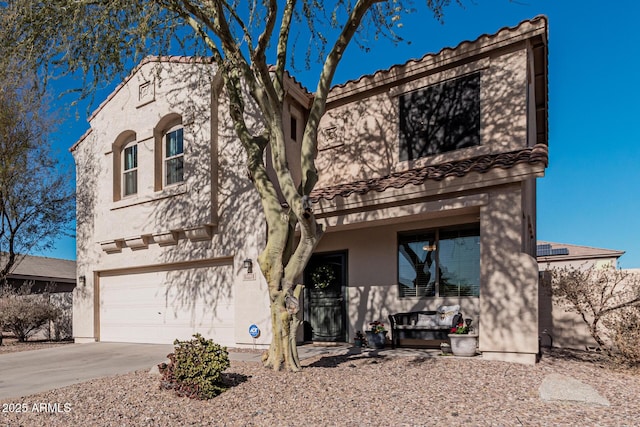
left=479, top=186, right=539, bottom=364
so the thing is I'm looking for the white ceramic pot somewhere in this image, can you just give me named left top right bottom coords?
left=448, top=334, right=478, bottom=357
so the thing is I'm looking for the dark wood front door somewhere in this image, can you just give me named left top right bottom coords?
left=304, top=252, right=347, bottom=342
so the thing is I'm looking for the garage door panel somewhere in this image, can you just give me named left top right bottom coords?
left=100, top=265, right=234, bottom=345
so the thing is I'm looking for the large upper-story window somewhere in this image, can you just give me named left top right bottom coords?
left=398, top=224, right=480, bottom=298
left=164, top=127, right=184, bottom=186
left=122, top=142, right=138, bottom=196
left=399, top=72, right=481, bottom=161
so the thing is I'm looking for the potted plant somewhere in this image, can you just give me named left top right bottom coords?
left=440, top=342, right=452, bottom=355
left=353, top=331, right=365, bottom=347
left=447, top=319, right=478, bottom=357
left=366, top=321, right=387, bottom=349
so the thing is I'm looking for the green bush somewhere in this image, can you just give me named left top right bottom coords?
left=159, top=333, right=230, bottom=399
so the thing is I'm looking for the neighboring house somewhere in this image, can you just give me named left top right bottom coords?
left=72, top=16, right=548, bottom=364
left=1, top=254, right=76, bottom=340
left=537, top=241, right=627, bottom=350
left=537, top=241, right=625, bottom=271
left=3, top=254, right=76, bottom=293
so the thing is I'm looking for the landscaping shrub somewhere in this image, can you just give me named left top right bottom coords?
left=0, top=291, right=60, bottom=342
left=605, top=306, right=640, bottom=366
left=46, top=293, right=73, bottom=341
left=159, top=333, right=230, bottom=399
left=548, top=264, right=640, bottom=358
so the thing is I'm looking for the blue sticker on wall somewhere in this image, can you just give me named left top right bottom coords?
left=249, top=324, right=260, bottom=338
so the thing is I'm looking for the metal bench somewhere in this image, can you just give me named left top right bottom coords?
left=388, top=310, right=463, bottom=349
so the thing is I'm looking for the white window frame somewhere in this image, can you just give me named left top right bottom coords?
left=122, top=141, right=138, bottom=197
left=164, top=125, right=184, bottom=186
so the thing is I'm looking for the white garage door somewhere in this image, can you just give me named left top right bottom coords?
left=99, top=264, right=234, bottom=345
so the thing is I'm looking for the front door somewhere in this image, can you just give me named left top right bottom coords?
left=304, top=252, right=347, bottom=342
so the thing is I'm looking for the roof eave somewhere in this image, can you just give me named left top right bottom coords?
left=326, top=15, right=548, bottom=105
left=537, top=252, right=625, bottom=263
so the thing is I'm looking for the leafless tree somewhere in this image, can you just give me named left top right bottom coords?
left=0, top=65, right=75, bottom=284
left=549, top=264, right=640, bottom=358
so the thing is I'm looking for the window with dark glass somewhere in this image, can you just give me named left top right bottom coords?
left=165, top=128, right=184, bottom=185
left=399, top=72, right=481, bottom=161
left=398, top=224, right=480, bottom=298
left=123, top=144, right=137, bottom=196
left=290, top=116, right=297, bottom=141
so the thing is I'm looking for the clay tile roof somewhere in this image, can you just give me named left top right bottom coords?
left=310, top=144, right=548, bottom=202
left=327, top=15, right=547, bottom=101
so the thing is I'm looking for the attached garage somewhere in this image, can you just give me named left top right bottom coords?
left=98, top=260, right=234, bottom=345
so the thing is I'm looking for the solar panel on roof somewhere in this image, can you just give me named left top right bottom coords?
left=536, top=244, right=569, bottom=257
left=536, top=244, right=552, bottom=256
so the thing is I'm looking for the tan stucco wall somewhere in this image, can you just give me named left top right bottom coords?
left=479, top=185, right=538, bottom=364
left=538, top=258, right=618, bottom=272
left=315, top=48, right=528, bottom=189
left=538, top=284, right=596, bottom=350
left=538, top=257, right=624, bottom=350
left=314, top=213, right=481, bottom=336
left=72, top=60, right=272, bottom=347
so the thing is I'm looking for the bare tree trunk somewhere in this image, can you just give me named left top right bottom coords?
left=262, top=284, right=305, bottom=371
left=187, top=0, right=378, bottom=371
left=258, top=199, right=322, bottom=371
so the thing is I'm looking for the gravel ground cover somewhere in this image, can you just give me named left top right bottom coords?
left=1, top=347, right=638, bottom=427
left=0, top=338, right=71, bottom=355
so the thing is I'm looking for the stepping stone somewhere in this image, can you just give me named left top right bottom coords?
left=539, top=373, right=610, bottom=406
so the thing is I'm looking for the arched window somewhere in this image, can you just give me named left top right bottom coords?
left=154, top=114, right=184, bottom=191
left=112, top=130, right=137, bottom=201
left=164, top=125, right=184, bottom=186
left=122, top=140, right=138, bottom=196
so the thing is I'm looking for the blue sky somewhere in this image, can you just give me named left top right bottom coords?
left=41, top=0, right=640, bottom=268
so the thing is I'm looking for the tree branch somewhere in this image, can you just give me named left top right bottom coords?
left=220, top=0, right=256, bottom=56
left=254, top=0, right=278, bottom=64
left=274, top=0, right=296, bottom=103
left=301, top=0, right=383, bottom=195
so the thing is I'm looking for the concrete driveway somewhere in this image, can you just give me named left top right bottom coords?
left=0, top=342, right=174, bottom=400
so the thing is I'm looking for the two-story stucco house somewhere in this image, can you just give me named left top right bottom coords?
left=72, top=16, right=548, bottom=364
